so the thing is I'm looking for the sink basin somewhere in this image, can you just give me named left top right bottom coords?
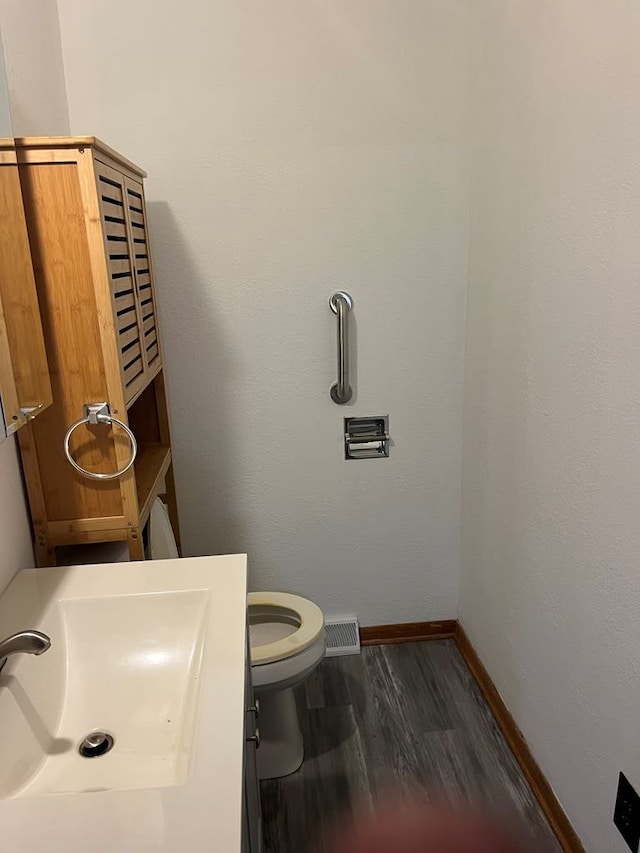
left=0, top=555, right=248, bottom=852
left=2, top=589, right=209, bottom=797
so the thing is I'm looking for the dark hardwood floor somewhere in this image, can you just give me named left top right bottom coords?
left=260, top=639, right=561, bottom=852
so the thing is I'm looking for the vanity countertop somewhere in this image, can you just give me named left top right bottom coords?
left=0, top=554, right=248, bottom=852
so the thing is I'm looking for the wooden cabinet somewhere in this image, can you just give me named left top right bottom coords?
left=15, top=137, right=179, bottom=566
left=0, top=144, right=52, bottom=436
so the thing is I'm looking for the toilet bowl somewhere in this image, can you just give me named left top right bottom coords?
left=147, top=499, right=325, bottom=781
left=248, top=592, right=325, bottom=780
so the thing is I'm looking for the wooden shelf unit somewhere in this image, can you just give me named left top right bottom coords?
left=135, top=445, right=172, bottom=528
left=15, top=137, right=180, bottom=565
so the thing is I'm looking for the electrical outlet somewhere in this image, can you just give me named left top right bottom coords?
left=614, top=772, right=640, bottom=852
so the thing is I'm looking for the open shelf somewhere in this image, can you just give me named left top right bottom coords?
left=134, top=443, right=172, bottom=528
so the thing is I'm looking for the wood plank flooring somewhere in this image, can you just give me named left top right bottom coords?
left=260, top=639, right=561, bottom=852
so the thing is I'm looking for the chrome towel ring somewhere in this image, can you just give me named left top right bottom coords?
left=64, top=402, right=137, bottom=481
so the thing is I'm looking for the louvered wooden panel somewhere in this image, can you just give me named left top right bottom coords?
left=124, top=177, right=162, bottom=374
left=95, top=162, right=147, bottom=402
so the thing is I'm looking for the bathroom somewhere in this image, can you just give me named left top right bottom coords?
left=0, top=0, right=639, bottom=850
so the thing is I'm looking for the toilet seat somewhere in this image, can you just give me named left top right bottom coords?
left=248, top=592, right=324, bottom=665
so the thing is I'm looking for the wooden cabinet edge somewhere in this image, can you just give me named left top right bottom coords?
left=0, top=160, right=52, bottom=434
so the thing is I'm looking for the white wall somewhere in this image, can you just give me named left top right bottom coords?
left=0, top=439, right=34, bottom=592
left=0, top=33, right=10, bottom=137
left=460, top=1, right=640, bottom=850
left=0, top=0, right=70, bottom=593
left=57, top=0, right=470, bottom=624
left=0, top=0, right=69, bottom=135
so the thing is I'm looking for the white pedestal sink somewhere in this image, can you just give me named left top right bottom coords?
left=0, top=555, right=247, bottom=852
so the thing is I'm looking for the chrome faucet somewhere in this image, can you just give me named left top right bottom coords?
left=0, top=630, right=51, bottom=672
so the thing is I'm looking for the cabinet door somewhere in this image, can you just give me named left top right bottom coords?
left=244, top=721, right=262, bottom=853
left=0, top=160, right=52, bottom=434
left=94, top=161, right=147, bottom=403
left=244, top=640, right=263, bottom=853
left=122, top=177, right=162, bottom=377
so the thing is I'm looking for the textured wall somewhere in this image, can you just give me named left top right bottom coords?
left=0, top=439, right=33, bottom=593
left=0, top=32, right=10, bottom=136
left=57, top=0, right=470, bottom=624
left=460, top=1, right=640, bottom=850
left=0, top=0, right=69, bottom=135
left=0, top=1, right=70, bottom=593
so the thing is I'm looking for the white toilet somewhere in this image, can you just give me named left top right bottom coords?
left=148, top=499, right=326, bottom=781
left=248, top=591, right=325, bottom=780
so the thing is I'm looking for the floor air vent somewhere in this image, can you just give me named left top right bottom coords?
left=324, top=617, right=361, bottom=657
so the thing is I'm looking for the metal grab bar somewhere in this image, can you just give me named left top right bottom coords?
left=329, top=291, right=353, bottom=404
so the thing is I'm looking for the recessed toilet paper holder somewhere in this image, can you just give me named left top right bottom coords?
left=344, top=416, right=390, bottom=460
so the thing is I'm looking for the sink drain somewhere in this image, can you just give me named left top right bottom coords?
left=78, top=731, right=114, bottom=758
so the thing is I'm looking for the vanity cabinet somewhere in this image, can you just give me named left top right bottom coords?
left=244, top=636, right=263, bottom=853
left=14, top=137, right=179, bottom=565
left=0, top=146, right=52, bottom=436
